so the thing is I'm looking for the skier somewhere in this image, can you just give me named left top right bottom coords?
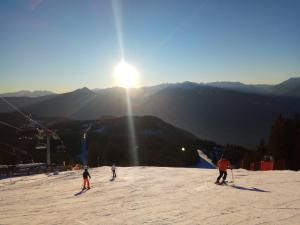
left=112, top=164, right=117, bottom=179
left=82, top=167, right=91, bottom=190
left=215, top=154, right=231, bottom=184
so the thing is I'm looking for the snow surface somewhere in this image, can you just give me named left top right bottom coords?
left=0, top=167, right=300, bottom=225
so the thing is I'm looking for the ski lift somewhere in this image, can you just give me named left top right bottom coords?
left=17, top=115, right=40, bottom=140
left=17, top=127, right=38, bottom=140
left=36, top=128, right=45, bottom=140
left=35, top=143, right=47, bottom=150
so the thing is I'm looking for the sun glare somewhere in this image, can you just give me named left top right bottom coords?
left=114, top=61, right=139, bottom=88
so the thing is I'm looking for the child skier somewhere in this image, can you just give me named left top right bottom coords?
left=82, top=167, right=91, bottom=190
left=215, top=154, right=231, bottom=184
left=112, top=164, right=117, bottom=179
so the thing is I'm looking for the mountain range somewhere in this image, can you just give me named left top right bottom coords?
left=0, top=113, right=201, bottom=166
left=0, top=77, right=299, bottom=148
left=0, top=90, right=56, bottom=98
left=207, top=77, right=300, bottom=97
left=56, top=116, right=200, bottom=167
left=1, top=77, right=299, bottom=98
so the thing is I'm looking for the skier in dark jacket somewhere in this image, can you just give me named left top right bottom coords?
left=82, top=167, right=91, bottom=190
left=112, top=164, right=117, bottom=179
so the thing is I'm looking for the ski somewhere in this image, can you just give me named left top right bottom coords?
left=215, top=181, right=228, bottom=185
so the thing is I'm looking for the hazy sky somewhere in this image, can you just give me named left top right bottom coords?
left=1, top=0, right=299, bottom=93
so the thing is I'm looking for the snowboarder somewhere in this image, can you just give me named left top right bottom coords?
left=112, top=164, right=117, bottom=179
left=82, top=167, right=91, bottom=190
left=215, top=154, right=231, bottom=184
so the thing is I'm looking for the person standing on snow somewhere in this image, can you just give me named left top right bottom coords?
left=215, top=154, right=231, bottom=184
left=82, top=167, right=91, bottom=190
left=112, top=164, right=117, bottom=179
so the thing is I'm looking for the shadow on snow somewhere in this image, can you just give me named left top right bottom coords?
left=74, top=189, right=87, bottom=196
left=231, top=184, right=270, bottom=192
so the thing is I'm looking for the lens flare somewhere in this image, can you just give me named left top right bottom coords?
left=125, top=89, right=139, bottom=165
left=112, top=0, right=139, bottom=165
left=114, top=61, right=139, bottom=88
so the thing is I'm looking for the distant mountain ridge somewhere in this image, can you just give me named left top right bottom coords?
left=0, top=95, right=55, bottom=113
left=133, top=77, right=300, bottom=97
left=21, top=87, right=96, bottom=118
left=0, top=90, right=56, bottom=98
left=172, top=77, right=300, bottom=97
left=137, top=85, right=300, bottom=148
left=1, top=77, right=299, bottom=98
left=206, top=82, right=272, bottom=95
left=270, top=77, right=300, bottom=97
left=1, top=77, right=299, bottom=148
left=206, top=77, right=300, bottom=97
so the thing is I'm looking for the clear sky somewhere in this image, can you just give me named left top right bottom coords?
left=0, top=0, right=299, bottom=93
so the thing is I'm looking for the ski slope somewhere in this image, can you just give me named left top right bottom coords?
left=0, top=167, right=299, bottom=225
left=196, top=150, right=216, bottom=169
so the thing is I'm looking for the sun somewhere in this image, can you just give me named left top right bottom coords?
left=114, top=61, right=140, bottom=88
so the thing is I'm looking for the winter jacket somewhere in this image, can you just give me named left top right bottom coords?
left=83, top=170, right=91, bottom=179
left=218, top=159, right=230, bottom=171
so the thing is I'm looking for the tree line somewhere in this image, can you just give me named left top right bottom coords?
left=241, top=114, right=300, bottom=170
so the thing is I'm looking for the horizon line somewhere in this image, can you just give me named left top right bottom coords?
left=1, top=76, right=299, bottom=94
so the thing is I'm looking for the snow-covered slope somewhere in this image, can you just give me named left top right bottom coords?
left=196, top=150, right=216, bottom=169
left=0, top=167, right=299, bottom=225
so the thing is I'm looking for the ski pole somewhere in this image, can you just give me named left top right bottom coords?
left=231, top=169, right=234, bottom=183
